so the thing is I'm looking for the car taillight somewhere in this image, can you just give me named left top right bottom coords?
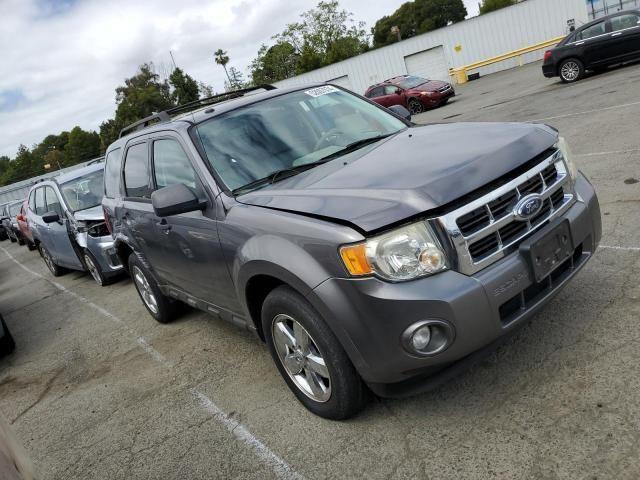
left=102, top=206, right=113, bottom=235
left=543, top=51, right=553, bottom=61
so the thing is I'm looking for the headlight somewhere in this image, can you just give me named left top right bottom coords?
left=340, top=222, right=448, bottom=282
left=556, top=137, right=578, bottom=183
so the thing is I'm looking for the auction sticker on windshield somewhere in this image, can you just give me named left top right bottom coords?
left=305, top=85, right=340, bottom=97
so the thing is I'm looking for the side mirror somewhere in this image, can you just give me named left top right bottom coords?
left=42, top=212, right=61, bottom=224
left=151, top=184, right=204, bottom=217
left=395, top=88, right=402, bottom=95
left=387, top=105, right=412, bottom=122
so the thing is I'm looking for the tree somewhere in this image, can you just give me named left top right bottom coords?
left=198, top=81, right=215, bottom=98
left=224, top=67, right=246, bottom=91
left=479, top=0, right=516, bottom=14
left=169, top=67, right=200, bottom=105
left=99, top=119, right=120, bottom=153
left=214, top=49, right=232, bottom=84
left=64, top=126, right=101, bottom=166
left=372, top=0, right=467, bottom=47
left=248, top=1, right=368, bottom=83
left=114, top=63, right=173, bottom=129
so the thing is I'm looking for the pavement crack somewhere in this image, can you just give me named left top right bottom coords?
left=11, top=368, right=64, bottom=424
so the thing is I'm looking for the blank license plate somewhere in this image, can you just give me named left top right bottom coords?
left=521, top=221, right=573, bottom=282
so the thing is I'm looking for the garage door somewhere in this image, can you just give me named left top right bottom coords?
left=404, top=46, right=449, bottom=82
left=325, top=75, right=353, bottom=91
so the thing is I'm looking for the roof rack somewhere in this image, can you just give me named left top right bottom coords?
left=118, top=84, right=276, bottom=138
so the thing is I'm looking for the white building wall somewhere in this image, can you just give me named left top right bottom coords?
left=274, top=0, right=588, bottom=95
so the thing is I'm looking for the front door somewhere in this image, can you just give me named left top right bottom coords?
left=577, top=20, right=614, bottom=66
left=607, top=13, right=640, bottom=61
left=43, top=186, right=83, bottom=270
left=149, top=135, right=239, bottom=312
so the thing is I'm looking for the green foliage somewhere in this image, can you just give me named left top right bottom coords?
left=214, top=48, right=232, bottom=84
left=372, top=0, right=467, bottom=47
left=224, top=67, right=246, bottom=91
left=64, top=126, right=101, bottom=167
left=169, top=67, right=200, bottom=105
left=479, top=0, right=516, bottom=14
left=198, top=82, right=215, bottom=98
left=249, top=0, right=368, bottom=83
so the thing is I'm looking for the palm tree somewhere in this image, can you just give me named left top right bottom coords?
left=214, top=49, right=232, bottom=84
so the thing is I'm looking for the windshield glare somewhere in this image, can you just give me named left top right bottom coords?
left=195, top=87, right=406, bottom=192
left=396, top=76, right=429, bottom=89
left=60, top=170, right=104, bottom=212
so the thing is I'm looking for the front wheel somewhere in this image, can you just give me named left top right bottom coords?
left=559, top=58, right=584, bottom=83
left=39, top=245, right=64, bottom=277
left=83, top=250, right=112, bottom=286
left=128, top=255, right=177, bottom=323
left=407, top=98, right=424, bottom=115
left=262, top=286, right=368, bottom=420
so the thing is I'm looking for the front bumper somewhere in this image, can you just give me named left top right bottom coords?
left=308, top=173, right=601, bottom=396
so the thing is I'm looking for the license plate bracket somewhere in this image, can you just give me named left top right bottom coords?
left=520, top=220, right=573, bottom=283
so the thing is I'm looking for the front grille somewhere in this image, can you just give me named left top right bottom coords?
left=437, top=149, right=576, bottom=275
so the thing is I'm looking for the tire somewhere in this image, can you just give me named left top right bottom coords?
left=128, top=254, right=177, bottom=323
left=9, top=233, right=16, bottom=243
left=39, top=245, right=64, bottom=277
left=83, top=250, right=111, bottom=287
left=0, top=315, right=15, bottom=357
left=407, top=98, right=424, bottom=115
left=17, top=234, right=25, bottom=246
left=559, top=58, right=584, bottom=83
left=27, top=241, right=37, bottom=251
left=262, top=286, right=368, bottom=420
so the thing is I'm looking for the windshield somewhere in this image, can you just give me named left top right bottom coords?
left=8, top=202, right=21, bottom=217
left=60, top=170, right=104, bottom=212
left=396, top=76, right=429, bottom=89
left=195, top=86, right=406, bottom=192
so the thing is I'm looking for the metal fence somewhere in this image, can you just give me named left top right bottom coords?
left=587, top=0, right=640, bottom=19
left=0, top=157, right=104, bottom=204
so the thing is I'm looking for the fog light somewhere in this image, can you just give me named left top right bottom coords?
left=402, top=320, right=454, bottom=356
left=411, top=326, right=431, bottom=351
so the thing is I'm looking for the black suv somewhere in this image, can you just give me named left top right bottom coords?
left=103, top=84, right=601, bottom=419
left=543, top=10, right=640, bottom=82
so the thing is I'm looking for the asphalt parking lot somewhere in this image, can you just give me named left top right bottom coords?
left=1, top=60, right=640, bottom=480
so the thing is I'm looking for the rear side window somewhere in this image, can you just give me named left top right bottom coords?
left=34, top=187, right=46, bottom=215
left=153, top=139, right=196, bottom=190
left=611, top=14, right=640, bottom=32
left=29, top=190, right=36, bottom=212
left=579, top=21, right=606, bottom=40
left=123, top=143, right=151, bottom=198
left=384, top=85, right=398, bottom=95
left=45, top=187, right=63, bottom=216
left=367, top=87, right=384, bottom=98
left=104, top=148, right=122, bottom=198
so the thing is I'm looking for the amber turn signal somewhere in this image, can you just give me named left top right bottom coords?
left=340, top=243, right=373, bottom=276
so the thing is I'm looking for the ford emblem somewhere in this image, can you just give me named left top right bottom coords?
left=514, top=194, right=544, bottom=221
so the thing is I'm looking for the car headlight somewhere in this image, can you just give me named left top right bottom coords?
left=340, top=222, right=448, bottom=282
left=556, top=137, right=579, bottom=184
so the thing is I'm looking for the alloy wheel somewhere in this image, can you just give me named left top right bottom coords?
left=41, top=247, right=54, bottom=273
left=408, top=99, right=424, bottom=115
left=561, top=61, right=580, bottom=82
left=84, top=253, right=102, bottom=285
left=272, top=314, right=332, bottom=403
left=132, top=266, right=159, bottom=314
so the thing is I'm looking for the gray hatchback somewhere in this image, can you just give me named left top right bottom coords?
left=103, top=85, right=601, bottom=419
left=27, top=163, right=123, bottom=285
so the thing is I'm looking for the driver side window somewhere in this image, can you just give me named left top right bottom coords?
left=45, top=187, right=63, bottom=216
left=152, top=139, right=197, bottom=190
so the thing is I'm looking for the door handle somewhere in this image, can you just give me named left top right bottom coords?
left=611, top=32, right=623, bottom=37
left=156, top=220, right=172, bottom=232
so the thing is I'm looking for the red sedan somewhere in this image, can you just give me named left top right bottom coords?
left=364, top=75, right=455, bottom=115
left=16, top=199, right=36, bottom=251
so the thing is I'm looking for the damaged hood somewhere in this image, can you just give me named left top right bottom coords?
left=236, top=122, right=558, bottom=232
left=73, top=205, right=105, bottom=222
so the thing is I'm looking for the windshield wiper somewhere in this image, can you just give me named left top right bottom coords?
left=231, top=160, right=330, bottom=195
left=316, top=133, right=394, bottom=163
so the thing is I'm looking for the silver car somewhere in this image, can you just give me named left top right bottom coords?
left=26, top=163, right=123, bottom=285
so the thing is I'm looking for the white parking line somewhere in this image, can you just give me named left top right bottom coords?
left=600, top=245, right=640, bottom=252
left=575, top=148, right=640, bottom=157
left=1, top=246, right=304, bottom=480
left=529, top=100, right=640, bottom=122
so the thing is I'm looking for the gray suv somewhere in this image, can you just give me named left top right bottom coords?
left=102, top=85, right=601, bottom=419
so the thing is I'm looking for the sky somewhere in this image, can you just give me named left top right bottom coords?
left=0, top=0, right=480, bottom=158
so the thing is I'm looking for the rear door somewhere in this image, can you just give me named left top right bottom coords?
left=576, top=20, right=613, bottom=66
left=150, top=134, right=239, bottom=311
left=376, top=85, right=404, bottom=108
left=121, top=140, right=167, bottom=274
left=607, top=13, right=640, bottom=60
left=31, top=187, right=53, bottom=252
left=44, top=186, right=83, bottom=269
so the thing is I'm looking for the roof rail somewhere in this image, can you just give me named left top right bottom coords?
left=118, top=84, right=276, bottom=139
